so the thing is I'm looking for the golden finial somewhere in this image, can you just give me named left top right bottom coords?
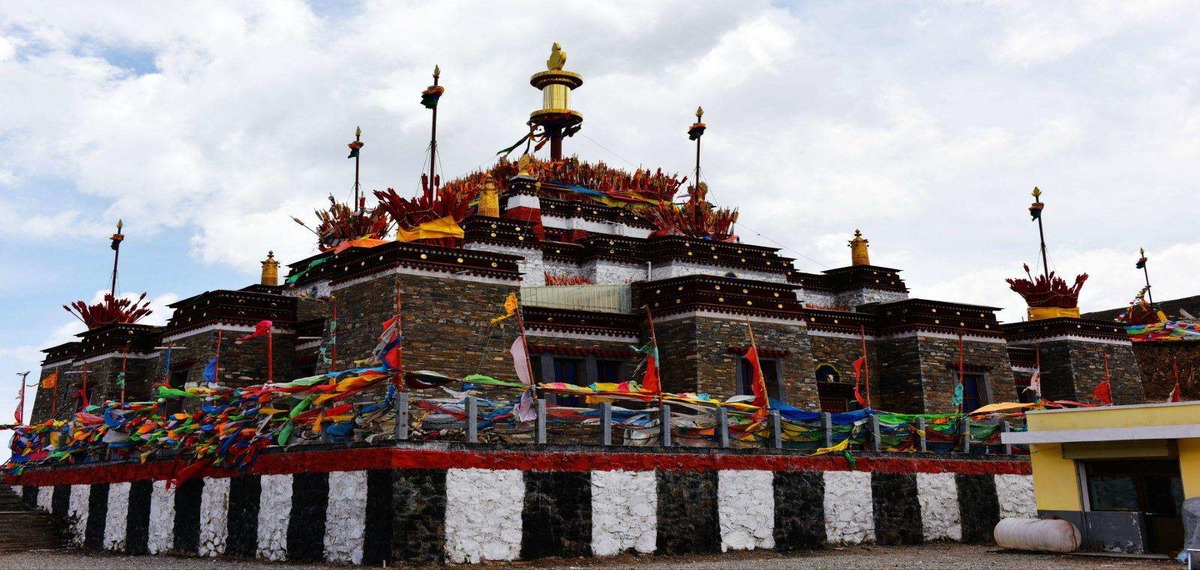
left=1032, top=186, right=1042, bottom=199
left=849, top=229, right=870, bottom=266
left=696, top=106, right=704, bottom=120
left=261, top=250, right=280, bottom=286
left=355, top=126, right=362, bottom=137
left=517, top=153, right=533, bottom=177
left=547, top=42, right=566, bottom=71
left=116, top=219, right=124, bottom=233
left=433, top=65, right=440, bottom=79
left=478, top=177, right=500, bottom=218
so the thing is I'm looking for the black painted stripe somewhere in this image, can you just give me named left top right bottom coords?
left=362, top=469, right=393, bottom=566
left=391, top=469, right=447, bottom=564
left=286, top=472, right=329, bottom=562
left=226, top=475, right=261, bottom=558
left=871, top=472, right=922, bottom=545
left=51, top=484, right=70, bottom=519
left=22, top=485, right=38, bottom=507
left=521, top=471, right=591, bottom=559
left=956, top=473, right=1000, bottom=544
left=84, top=483, right=110, bottom=549
left=172, top=477, right=203, bottom=553
left=656, top=470, right=720, bottom=555
left=125, top=480, right=153, bottom=555
left=773, top=471, right=826, bottom=550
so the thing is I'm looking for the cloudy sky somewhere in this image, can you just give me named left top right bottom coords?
left=1, top=1, right=1198, bottom=424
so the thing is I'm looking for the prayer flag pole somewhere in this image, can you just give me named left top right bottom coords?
left=514, top=295, right=537, bottom=397
left=956, top=331, right=966, bottom=414
left=109, top=220, right=124, bottom=298
left=1029, top=187, right=1050, bottom=279
left=393, top=282, right=404, bottom=390
left=859, top=325, right=871, bottom=408
left=1137, top=247, right=1155, bottom=306
left=643, top=304, right=663, bottom=401
left=330, top=296, right=338, bottom=371
left=267, top=327, right=274, bottom=384
left=15, top=371, right=29, bottom=425
left=120, top=342, right=129, bottom=402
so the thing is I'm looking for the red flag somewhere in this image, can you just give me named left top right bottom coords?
left=1093, top=379, right=1112, bottom=405
left=746, top=346, right=768, bottom=409
left=852, top=356, right=867, bottom=406
left=642, top=348, right=660, bottom=395
left=237, top=320, right=273, bottom=343
left=381, top=316, right=402, bottom=370
left=1167, top=383, right=1182, bottom=403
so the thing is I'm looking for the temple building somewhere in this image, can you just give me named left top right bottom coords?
left=30, top=44, right=1154, bottom=424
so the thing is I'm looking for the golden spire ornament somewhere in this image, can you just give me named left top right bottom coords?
left=529, top=42, right=583, bottom=161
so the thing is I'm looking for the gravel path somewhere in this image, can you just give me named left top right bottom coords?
left=0, top=543, right=1177, bottom=569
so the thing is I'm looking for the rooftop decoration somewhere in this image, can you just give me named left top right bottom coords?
left=64, top=292, right=153, bottom=329
left=292, top=195, right=391, bottom=251
left=849, top=229, right=870, bottom=266
left=1007, top=187, right=1087, bottom=320
left=529, top=42, right=584, bottom=161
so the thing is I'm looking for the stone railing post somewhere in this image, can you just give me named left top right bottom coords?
left=466, top=396, right=478, bottom=443
left=960, top=417, right=972, bottom=454
left=395, top=392, right=409, bottom=441
left=1001, top=421, right=1013, bottom=455
left=660, top=403, right=672, bottom=447
left=601, top=402, right=613, bottom=446
left=821, top=412, right=833, bottom=448
left=869, top=414, right=881, bottom=452
left=770, top=410, right=783, bottom=449
left=916, top=417, right=927, bottom=452
left=717, top=406, right=730, bottom=448
left=535, top=398, right=547, bottom=444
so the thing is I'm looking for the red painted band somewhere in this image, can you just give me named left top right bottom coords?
left=5, top=446, right=1030, bottom=487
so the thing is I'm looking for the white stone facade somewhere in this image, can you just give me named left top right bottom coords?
left=256, top=474, right=292, bottom=561
left=444, top=468, right=524, bottom=563
left=464, top=242, right=545, bottom=286
left=994, top=474, right=1037, bottom=519
left=147, top=480, right=175, bottom=554
left=324, top=470, right=367, bottom=565
left=36, top=486, right=52, bottom=512
left=104, top=482, right=131, bottom=551
left=68, top=484, right=90, bottom=546
left=650, top=260, right=788, bottom=284
left=823, top=471, right=874, bottom=544
left=591, top=470, right=657, bottom=556
left=199, top=477, right=230, bottom=557
left=718, top=470, right=775, bottom=551
left=916, top=473, right=962, bottom=541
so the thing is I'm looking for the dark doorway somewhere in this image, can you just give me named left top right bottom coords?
left=1084, top=459, right=1184, bottom=553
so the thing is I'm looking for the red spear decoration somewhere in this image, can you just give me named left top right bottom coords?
left=64, top=292, right=153, bottom=329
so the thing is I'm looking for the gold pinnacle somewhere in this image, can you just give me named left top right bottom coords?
left=116, top=219, right=123, bottom=232
left=1032, top=186, right=1042, bottom=198
left=355, top=126, right=362, bottom=137
left=696, top=106, right=704, bottom=119
left=433, top=65, right=440, bottom=79
left=547, top=42, right=566, bottom=71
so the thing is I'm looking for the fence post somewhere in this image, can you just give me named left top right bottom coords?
left=960, top=417, right=971, bottom=454
left=1001, top=421, right=1013, bottom=455
left=395, top=392, right=410, bottom=441
left=869, top=414, right=881, bottom=452
left=916, top=416, right=927, bottom=452
left=770, top=410, right=783, bottom=449
left=601, top=402, right=613, bottom=446
left=660, top=403, right=672, bottom=447
left=466, top=396, right=478, bottom=443
left=717, top=406, right=730, bottom=449
left=536, top=398, right=547, bottom=444
left=821, top=412, right=833, bottom=448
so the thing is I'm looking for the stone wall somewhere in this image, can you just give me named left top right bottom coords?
left=328, top=271, right=521, bottom=388
left=650, top=261, right=788, bottom=284
left=154, top=328, right=298, bottom=391
left=835, top=288, right=909, bottom=310
left=1131, top=342, right=1200, bottom=401
left=873, top=335, right=1015, bottom=414
left=654, top=315, right=817, bottom=406
left=1027, top=340, right=1143, bottom=405
left=809, top=335, right=882, bottom=407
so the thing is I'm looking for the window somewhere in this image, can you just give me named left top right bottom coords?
left=1085, top=460, right=1184, bottom=515
left=596, top=360, right=621, bottom=383
left=814, top=363, right=841, bottom=383
left=738, top=357, right=783, bottom=402
left=552, top=358, right=585, bottom=384
left=954, top=372, right=988, bottom=413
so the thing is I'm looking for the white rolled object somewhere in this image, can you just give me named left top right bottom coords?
left=994, top=517, right=1081, bottom=553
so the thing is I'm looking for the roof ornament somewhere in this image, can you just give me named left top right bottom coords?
left=547, top=42, right=566, bottom=71
left=849, top=229, right=870, bottom=266
left=529, top=42, right=584, bottom=161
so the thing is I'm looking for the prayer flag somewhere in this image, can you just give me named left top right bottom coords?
left=1093, top=379, right=1113, bottom=405
left=347, top=141, right=363, bottom=159
left=41, top=371, right=58, bottom=389
left=515, top=389, right=536, bottom=422
left=1168, top=383, right=1182, bottom=403
left=395, top=216, right=464, bottom=242
left=490, top=293, right=519, bottom=324
left=633, top=343, right=660, bottom=395
left=745, top=346, right=768, bottom=409
left=1025, top=370, right=1042, bottom=401
left=237, top=320, right=273, bottom=343
left=1029, top=202, right=1043, bottom=221
left=421, top=85, right=445, bottom=109
left=852, top=356, right=867, bottom=407
left=203, top=359, right=217, bottom=383
left=511, top=337, right=533, bottom=385
left=1135, top=256, right=1147, bottom=269
left=951, top=382, right=963, bottom=407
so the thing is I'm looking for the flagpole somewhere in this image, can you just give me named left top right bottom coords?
left=1031, top=187, right=1050, bottom=279
left=353, top=127, right=362, bottom=213
left=514, top=298, right=537, bottom=397
left=1139, top=247, right=1154, bottom=306
left=120, top=342, right=129, bottom=402
left=957, top=331, right=965, bottom=414
left=80, top=364, right=89, bottom=412
left=859, top=325, right=871, bottom=409
left=1172, top=356, right=1181, bottom=400
left=643, top=304, right=663, bottom=403
left=426, top=65, right=441, bottom=201
left=394, top=282, right=404, bottom=390
left=330, top=296, right=338, bottom=372
left=109, top=220, right=124, bottom=298
left=267, top=328, right=274, bottom=384
left=15, top=371, right=29, bottom=425
left=51, top=375, right=59, bottom=419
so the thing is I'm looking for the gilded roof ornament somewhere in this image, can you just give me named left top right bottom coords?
left=517, top=153, right=533, bottom=177
left=547, top=42, right=566, bottom=71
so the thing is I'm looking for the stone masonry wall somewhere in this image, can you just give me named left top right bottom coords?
left=655, top=315, right=816, bottom=406
left=918, top=337, right=1016, bottom=414
left=1131, top=342, right=1200, bottom=401
left=809, top=335, right=883, bottom=408
left=874, top=337, right=925, bottom=412
left=1029, top=340, right=1144, bottom=405
left=153, top=329, right=298, bottom=391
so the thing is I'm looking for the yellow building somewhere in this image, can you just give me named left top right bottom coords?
left=1003, top=401, right=1200, bottom=555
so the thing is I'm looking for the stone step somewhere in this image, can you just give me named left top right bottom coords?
left=0, top=487, right=66, bottom=552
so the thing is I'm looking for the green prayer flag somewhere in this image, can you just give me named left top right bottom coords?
left=347, top=147, right=359, bottom=159
left=951, top=382, right=964, bottom=407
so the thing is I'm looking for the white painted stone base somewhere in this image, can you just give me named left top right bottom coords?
left=718, top=470, right=775, bottom=551
left=995, top=474, right=1037, bottom=519
left=199, top=477, right=230, bottom=557
left=823, top=471, right=874, bottom=545
left=104, top=482, right=131, bottom=551
left=257, top=474, right=292, bottom=561
left=591, top=470, right=657, bottom=556
left=36, top=486, right=52, bottom=512
left=445, top=468, right=523, bottom=563
left=324, top=470, right=367, bottom=565
left=147, top=480, right=175, bottom=554
left=68, top=484, right=90, bottom=546
left=916, top=473, right=962, bottom=541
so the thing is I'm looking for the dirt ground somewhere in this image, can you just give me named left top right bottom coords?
left=0, top=543, right=1179, bottom=569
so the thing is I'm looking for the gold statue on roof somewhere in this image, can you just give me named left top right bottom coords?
left=547, top=42, right=566, bottom=71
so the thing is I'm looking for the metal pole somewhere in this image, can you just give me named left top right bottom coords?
left=466, top=396, right=478, bottom=443
left=821, top=412, right=833, bottom=448
left=395, top=392, right=409, bottom=440
left=659, top=403, right=672, bottom=447
left=601, top=402, right=612, bottom=446
left=109, top=220, right=123, bottom=298
left=717, top=406, right=730, bottom=449
left=770, top=410, right=783, bottom=449
left=960, top=417, right=972, bottom=454
left=353, top=127, right=362, bottom=211
left=916, top=417, right=927, bottom=452
left=1140, top=248, right=1155, bottom=306
left=1001, top=421, right=1013, bottom=455
left=1033, top=188, right=1050, bottom=279
left=427, top=66, right=440, bottom=200
left=536, top=398, right=547, bottom=444
left=869, top=414, right=881, bottom=452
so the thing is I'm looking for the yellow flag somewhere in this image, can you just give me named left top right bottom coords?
left=490, top=292, right=520, bottom=324
left=41, top=371, right=58, bottom=389
left=396, top=216, right=465, bottom=242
